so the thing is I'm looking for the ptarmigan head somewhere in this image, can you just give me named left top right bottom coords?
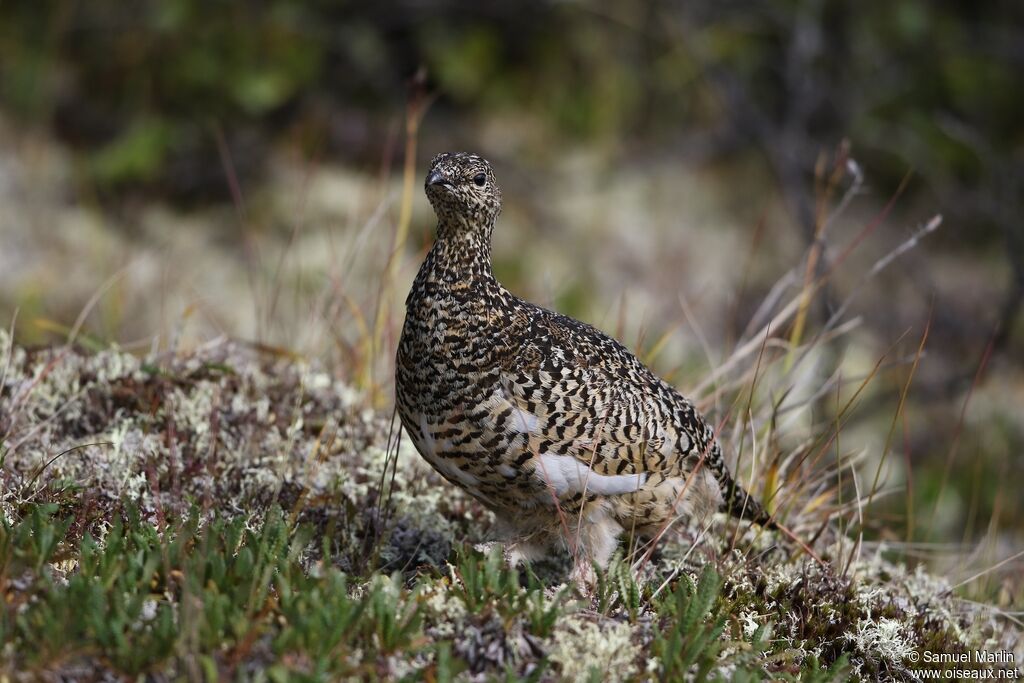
left=425, top=152, right=502, bottom=234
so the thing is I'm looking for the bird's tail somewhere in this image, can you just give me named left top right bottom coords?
left=705, top=442, right=777, bottom=529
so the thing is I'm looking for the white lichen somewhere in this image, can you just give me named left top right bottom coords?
left=843, top=616, right=916, bottom=664
left=547, top=616, right=639, bottom=683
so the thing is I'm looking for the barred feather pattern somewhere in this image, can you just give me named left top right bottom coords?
left=396, top=152, right=774, bottom=572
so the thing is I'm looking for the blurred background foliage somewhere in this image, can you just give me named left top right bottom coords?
left=0, top=1, right=1022, bottom=568
left=4, top=2, right=1022, bottom=223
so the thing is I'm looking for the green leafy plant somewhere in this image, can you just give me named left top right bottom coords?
left=654, top=565, right=729, bottom=680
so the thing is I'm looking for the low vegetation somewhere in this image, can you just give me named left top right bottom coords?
left=1, top=331, right=1018, bottom=680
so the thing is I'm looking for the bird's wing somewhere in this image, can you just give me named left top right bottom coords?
left=492, top=305, right=713, bottom=496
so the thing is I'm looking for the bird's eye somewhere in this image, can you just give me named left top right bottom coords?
left=473, top=173, right=486, bottom=187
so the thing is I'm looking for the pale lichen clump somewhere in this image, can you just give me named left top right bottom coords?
left=843, top=617, right=916, bottom=669
left=547, top=615, right=640, bottom=682
left=421, top=576, right=469, bottom=640
left=0, top=336, right=479, bottom=564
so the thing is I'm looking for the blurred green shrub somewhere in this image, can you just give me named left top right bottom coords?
left=0, top=0, right=1020, bottom=226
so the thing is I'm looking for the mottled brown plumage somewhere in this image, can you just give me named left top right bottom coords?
left=396, top=152, right=774, bottom=579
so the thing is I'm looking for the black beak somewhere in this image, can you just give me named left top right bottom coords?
left=426, top=170, right=446, bottom=187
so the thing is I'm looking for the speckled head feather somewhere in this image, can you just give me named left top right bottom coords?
left=425, top=152, right=502, bottom=237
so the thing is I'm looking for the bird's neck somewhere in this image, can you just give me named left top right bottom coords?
left=419, top=222, right=495, bottom=286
